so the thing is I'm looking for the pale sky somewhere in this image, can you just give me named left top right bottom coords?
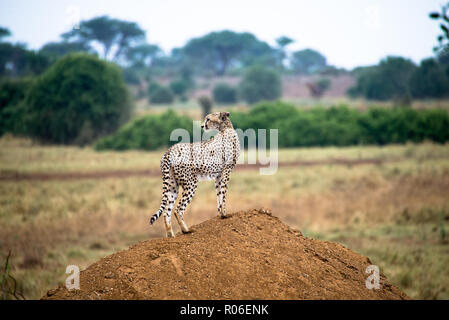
left=0, top=0, right=443, bottom=69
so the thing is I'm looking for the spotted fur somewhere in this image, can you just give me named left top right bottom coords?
left=150, top=112, right=240, bottom=237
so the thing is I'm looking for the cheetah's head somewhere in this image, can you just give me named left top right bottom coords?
left=201, top=112, right=231, bottom=131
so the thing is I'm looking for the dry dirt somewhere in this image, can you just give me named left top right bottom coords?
left=43, top=208, right=408, bottom=300
left=189, top=75, right=355, bottom=99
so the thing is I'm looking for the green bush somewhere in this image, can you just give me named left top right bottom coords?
left=20, top=53, right=132, bottom=145
left=290, top=49, right=327, bottom=74
left=169, top=79, right=189, bottom=98
left=348, top=56, right=449, bottom=102
left=231, top=102, right=449, bottom=148
left=95, top=110, right=193, bottom=151
left=0, top=78, right=33, bottom=135
left=148, top=82, right=162, bottom=96
left=410, top=58, right=449, bottom=99
left=348, top=57, right=416, bottom=103
left=0, top=78, right=30, bottom=110
left=95, top=102, right=449, bottom=151
left=233, top=101, right=298, bottom=147
left=239, top=66, right=281, bottom=104
left=122, top=67, right=141, bottom=85
left=148, top=83, right=174, bottom=104
left=213, top=83, right=237, bottom=104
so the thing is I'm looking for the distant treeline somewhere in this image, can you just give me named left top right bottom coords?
left=0, top=19, right=340, bottom=83
left=1, top=13, right=449, bottom=105
left=95, top=102, right=449, bottom=151
left=1, top=10, right=449, bottom=147
left=2, top=53, right=448, bottom=148
left=348, top=56, right=449, bottom=103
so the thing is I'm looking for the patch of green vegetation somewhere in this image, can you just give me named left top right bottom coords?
left=97, top=102, right=449, bottom=151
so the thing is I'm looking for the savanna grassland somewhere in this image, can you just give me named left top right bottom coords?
left=1, top=135, right=449, bottom=299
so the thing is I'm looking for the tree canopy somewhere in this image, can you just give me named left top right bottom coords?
left=290, top=49, right=327, bottom=74
left=410, top=58, right=449, bottom=98
left=348, top=56, right=416, bottom=103
left=0, top=42, right=49, bottom=77
left=429, top=3, right=449, bottom=62
left=182, top=30, right=275, bottom=75
left=62, top=16, right=146, bottom=62
left=239, top=66, right=282, bottom=103
left=0, top=27, right=11, bottom=41
left=275, top=36, right=294, bottom=70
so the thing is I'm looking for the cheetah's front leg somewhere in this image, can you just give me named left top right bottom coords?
left=215, top=169, right=231, bottom=219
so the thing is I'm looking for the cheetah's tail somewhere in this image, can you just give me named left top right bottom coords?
left=150, top=153, right=171, bottom=225
left=149, top=194, right=168, bottom=225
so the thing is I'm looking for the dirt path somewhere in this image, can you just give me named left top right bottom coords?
left=0, top=158, right=385, bottom=182
left=43, top=208, right=408, bottom=300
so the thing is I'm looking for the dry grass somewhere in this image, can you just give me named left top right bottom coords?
left=0, top=134, right=161, bottom=174
left=1, top=137, right=449, bottom=299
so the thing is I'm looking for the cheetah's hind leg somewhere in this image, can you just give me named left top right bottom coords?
left=173, top=178, right=198, bottom=234
left=162, top=180, right=179, bottom=238
left=150, top=175, right=179, bottom=238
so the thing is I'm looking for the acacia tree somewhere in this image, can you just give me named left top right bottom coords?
left=275, top=36, right=294, bottom=71
left=348, top=56, right=416, bottom=104
left=112, top=20, right=146, bottom=62
left=126, top=44, right=161, bottom=66
left=124, top=44, right=162, bottom=83
left=62, top=16, right=145, bottom=62
left=239, top=66, right=282, bottom=104
left=0, top=27, right=11, bottom=41
left=182, top=30, right=274, bottom=75
left=430, top=3, right=449, bottom=51
left=0, top=27, right=49, bottom=77
left=290, top=49, right=327, bottom=74
left=123, top=43, right=162, bottom=86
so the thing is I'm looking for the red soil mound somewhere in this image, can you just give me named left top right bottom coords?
left=43, top=209, right=408, bottom=300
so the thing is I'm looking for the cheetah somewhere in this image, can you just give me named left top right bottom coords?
left=150, top=112, right=240, bottom=238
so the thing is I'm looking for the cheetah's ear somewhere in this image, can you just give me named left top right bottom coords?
left=221, top=112, right=230, bottom=121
